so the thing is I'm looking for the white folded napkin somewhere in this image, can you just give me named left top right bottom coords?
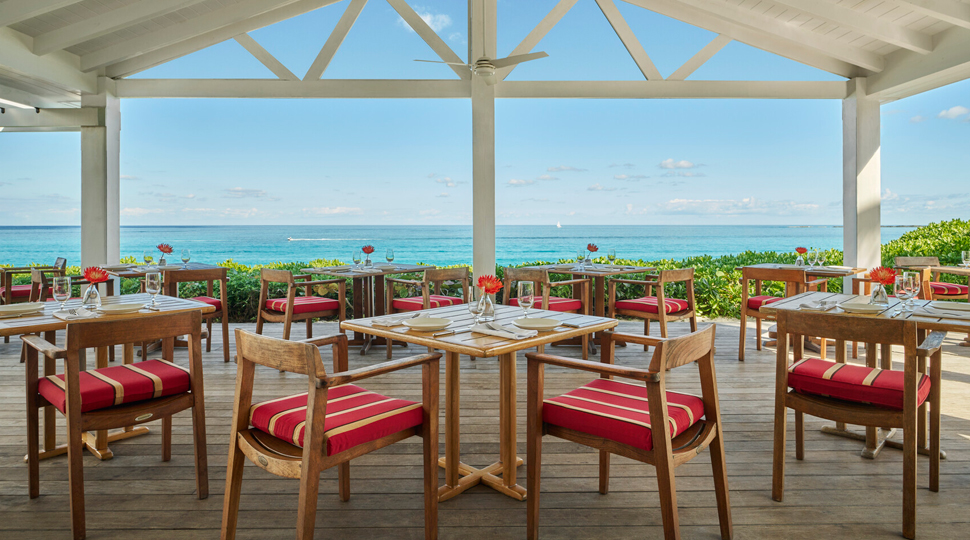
left=372, top=312, right=426, bottom=327
left=798, top=303, right=826, bottom=311
left=472, top=322, right=538, bottom=340
left=53, top=307, right=98, bottom=321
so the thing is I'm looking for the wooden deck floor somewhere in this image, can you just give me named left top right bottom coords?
left=2, top=319, right=969, bottom=539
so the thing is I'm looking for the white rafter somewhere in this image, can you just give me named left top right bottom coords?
left=32, top=0, right=209, bottom=56
left=304, top=0, right=366, bottom=81
left=0, top=0, right=85, bottom=29
left=115, top=78, right=471, bottom=98
left=896, top=0, right=970, bottom=30
left=0, top=28, right=95, bottom=95
left=771, top=0, right=932, bottom=54
left=497, top=0, right=578, bottom=80
left=495, top=80, right=849, bottom=99
left=667, top=34, right=731, bottom=81
left=595, top=0, right=663, bottom=80
left=0, top=107, right=97, bottom=127
left=103, top=0, right=340, bottom=79
left=234, top=33, right=298, bottom=80
left=386, top=0, right=469, bottom=79
left=868, top=26, right=970, bottom=100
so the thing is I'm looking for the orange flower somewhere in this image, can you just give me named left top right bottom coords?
left=869, top=266, right=897, bottom=286
left=83, top=266, right=109, bottom=284
left=477, top=274, right=503, bottom=295
left=795, top=247, right=808, bottom=254
left=157, top=243, right=173, bottom=254
left=587, top=243, right=598, bottom=253
left=362, top=245, right=375, bottom=254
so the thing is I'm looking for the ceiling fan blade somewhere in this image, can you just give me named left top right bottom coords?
left=489, top=51, right=549, bottom=69
left=414, top=59, right=472, bottom=67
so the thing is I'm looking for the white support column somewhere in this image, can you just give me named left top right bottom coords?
left=843, top=77, right=881, bottom=291
left=470, top=0, right=496, bottom=282
left=80, top=77, right=121, bottom=268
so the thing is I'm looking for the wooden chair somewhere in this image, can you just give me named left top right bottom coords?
left=526, top=325, right=732, bottom=540
left=771, top=310, right=943, bottom=540
left=1, top=257, right=66, bottom=305
left=22, top=311, right=208, bottom=540
left=255, top=269, right=346, bottom=341
left=738, top=267, right=826, bottom=361
left=385, top=266, right=470, bottom=358
left=503, top=267, right=591, bottom=359
left=221, top=331, right=439, bottom=540
left=894, top=256, right=968, bottom=301
left=163, top=267, right=231, bottom=362
left=608, top=268, right=698, bottom=348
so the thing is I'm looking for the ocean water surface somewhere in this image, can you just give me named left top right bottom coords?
left=0, top=225, right=916, bottom=267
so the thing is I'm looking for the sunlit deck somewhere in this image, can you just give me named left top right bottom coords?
left=1, top=319, right=968, bottom=539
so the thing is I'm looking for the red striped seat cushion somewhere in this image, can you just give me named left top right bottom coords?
left=509, top=296, right=583, bottom=312
left=747, top=295, right=784, bottom=310
left=615, top=296, right=689, bottom=314
left=38, top=359, right=191, bottom=414
left=392, top=294, right=463, bottom=311
left=543, top=379, right=705, bottom=452
left=191, top=296, right=222, bottom=311
left=0, top=284, right=32, bottom=299
left=788, top=358, right=930, bottom=410
left=265, top=296, right=339, bottom=314
left=249, top=384, right=423, bottom=456
left=930, top=282, right=968, bottom=296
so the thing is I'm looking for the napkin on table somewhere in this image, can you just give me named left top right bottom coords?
left=471, top=322, right=538, bottom=340
left=53, top=308, right=98, bottom=321
left=372, top=312, right=427, bottom=327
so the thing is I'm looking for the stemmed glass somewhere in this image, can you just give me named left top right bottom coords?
left=904, top=271, right=920, bottom=310
left=607, top=249, right=616, bottom=266
left=517, top=282, right=535, bottom=318
left=145, top=272, right=162, bottom=310
left=962, top=251, right=970, bottom=267
left=352, top=250, right=362, bottom=269
left=808, top=249, right=819, bottom=267
left=576, top=250, right=585, bottom=270
left=467, top=289, right=484, bottom=324
left=52, top=276, right=71, bottom=312
left=143, top=250, right=154, bottom=266
left=894, top=275, right=915, bottom=311
left=386, top=248, right=395, bottom=265
left=180, top=249, right=191, bottom=269
left=816, top=250, right=827, bottom=267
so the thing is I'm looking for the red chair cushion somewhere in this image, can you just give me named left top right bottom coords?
left=392, top=294, right=464, bottom=311
left=615, top=296, right=689, bottom=314
left=0, top=284, right=33, bottom=299
left=38, top=359, right=192, bottom=414
left=930, top=282, right=968, bottom=296
left=509, top=296, right=583, bottom=312
left=191, top=296, right=222, bottom=311
left=542, top=379, right=705, bottom=452
left=747, top=295, right=784, bottom=310
left=788, top=358, right=931, bottom=410
left=265, top=296, right=339, bottom=314
left=249, top=384, right=423, bottom=456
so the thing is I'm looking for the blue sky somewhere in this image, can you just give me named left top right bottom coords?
left=1, top=0, right=968, bottom=227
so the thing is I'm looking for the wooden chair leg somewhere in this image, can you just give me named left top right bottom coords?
left=527, top=362, right=544, bottom=540
left=755, top=318, right=763, bottom=351
left=902, top=421, right=917, bottom=540
left=643, top=319, right=650, bottom=350
left=26, top=348, right=40, bottom=499
left=795, top=411, right=804, bottom=461
left=192, top=402, right=209, bottom=499
left=581, top=334, right=588, bottom=360
left=771, top=405, right=787, bottom=502
left=255, top=313, right=264, bottom=335
left=709, top=427, right=733, bottom=540
left=306, top=318, right=312, bottom=339
left=655, top=451, right=681, bottom=540
left=282, top=320, right=291, bottom=341
left=221, top=315, right=230, bottom=362
left=659, top=320, right=668, bottom=339
left=738, top=315, right=746, bottom=361
left=598, top=451, right=610, bottom=494
left=296, top=463, right=322, bottom=540
left=930, top=351, right=942, bottom=493
left=220, top=442, right=246, bottom=540
left=338, top=462, right=350, bottom=502
left=387, top=338, right=393, bottom=360
left=67, top=410, right=86, bottom=540
left=689, top=314, right=697, bottom=332
left=162, top=416, right=172, bottom=462
left=205, top=318, right=213, bottom=352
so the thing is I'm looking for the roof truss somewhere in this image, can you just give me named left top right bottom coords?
left=0, top=0, right=85, bottom=29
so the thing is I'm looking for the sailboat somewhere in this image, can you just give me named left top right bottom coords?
left=556, top=221, right=561, bottom=228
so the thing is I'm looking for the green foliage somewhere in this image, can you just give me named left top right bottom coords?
left=882, top=219, right=970, bottom=284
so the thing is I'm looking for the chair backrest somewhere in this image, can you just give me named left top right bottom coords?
left=657, top=267, right=694, bottom=284
left=29, top=269, right=50, bottom=302
left=648, top=324, right=716, bottom=372
left=164, top=267, right=227, bottom=285
left=502, top=267, right=550, bottom=305
left=742, top=267, right=807, bottom=283
left=894, top=256, right=939, bottom=267
left=424, top=267, right=470, bottom=298
left=53, top=257, right=67, bottom=272
left=235, top=329, right=335, bottom=376
left=776, top=309, right=917, bottom=350
left=260, top=268, right=294, bottom=284
left=66, top=310, right=202, bottom=351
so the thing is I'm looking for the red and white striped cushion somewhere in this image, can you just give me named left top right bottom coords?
left=38, top=359, right=191, bottom=414
left=930, top=282, right=968, bottom=296
left=0, top=284, right=32, bottom=299
left=249, top=384, right=423, bottom=456
left=747, top=295, right=784, bottom=310
left=191, top=295, right=222, bottom=311
left=788, top=358, right=930, bottom=410
left=392, top=294, right=463, bottom=311
left=509, top=296, right=583, bottom=312
left=615, top=296, right=689, bottom=314
left=265, top=296, right=339, bottom=314
left=542, top=378, right=705, bottom=452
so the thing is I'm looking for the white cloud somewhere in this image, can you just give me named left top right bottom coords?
left=508, top=179, right=535, bottom=187
left=222, top=207, right=261, bottom=218
left=182, top=207, right=216, bottom=213
left=548, top=165, right=587, bottom=172
left=419, top=209, right=441, bottom=216
left=436, top=192, right=449, bottom=197
left=120, top=175, right=141, bottom=181
left=536, top=174, right=558, bottom=181
left=661, top=171, right=705, bottom=178
left=303, top=206, right=364, bottom=215
left=659, top=159, right=699, bottom=169
left=881, top=188, right=899, bottom=201
left=608, top=163, right=636, bottom=169
left=448, top=32, right=463, bottom=42
left=397, top=9, right=452, bottom=32
left=587, top=183, right=617, bottom=192
left=435, top=177, right=457, bottom=187
left=659, top=197, right=819, bottom=216
left=910, top=115, right=926, bottom=123
left=121, top=207, right=167, bottom=217
left=937, top=106, right=969, bottom=119
left=223, top=187, right=267, bottom=198
left=614, top=174, right=648, bottom=180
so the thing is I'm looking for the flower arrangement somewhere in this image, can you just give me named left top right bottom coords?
left=157, top=243, right=173, bottom=254
left=80, top=266, right=109, bottom=307
left=82, top=266, right=109, bottom=284
left=795, top=247, right=807, bottom=254
left=477, top=274, right=503, bottom=295
left=869, top=266, right=897, bottom=286
left=587, top=243, right=598, bottom=258
left=362, top=245, right=375, bottom=255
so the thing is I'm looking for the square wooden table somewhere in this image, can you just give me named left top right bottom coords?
left=0, top=293, right=214, bottom=461
left=107, top=262, right=224, bottom=295
left=896, top=264, right=970, bottom=346
left=522, top=263, right=655, bottom=319
left=305, top=263, right=427, bottom=354
left=342, top=303, right=618, bottom=502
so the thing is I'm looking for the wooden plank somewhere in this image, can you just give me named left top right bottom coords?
left=233, top=33, right=299, bottom=81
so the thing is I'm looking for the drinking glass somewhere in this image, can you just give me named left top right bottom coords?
left=816, top=250, right=827, bottom=267
left=467, top=289, right=484, bottom=324
left=894, top=275, right=915, bottom=311
left=576, top=250, right=585, bottom=270
left=52, top=276, right=71, bottom=311
left=143, top=250, right=154, bottom=265
left=145, top=272, right=162, bottom=309
left=808, top=249, right=819, bottom=267
left=903, top=271, right=920, bottom=310
left=962, top=251, right=970, bottom=267
left=386, top=248, right=395, bottom=264
left=180, top=249, right=191, bottom=269
left=517, top=282, right=535, bottom=318
left=352, top=250, right=362, bottom=269
left=607, top=249, right=616, bottom=265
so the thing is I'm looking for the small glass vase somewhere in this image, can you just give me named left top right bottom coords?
left=158, top=256, right=167, bottom=266
left=794, top=255, right=805, bottom=266
left=870, top=283, right=889, bottom=305
left=364, top=255, right=372, bottom=267
left=81, top=283, right=102, bottom=308
left=477, top=292, right=495, bottom=322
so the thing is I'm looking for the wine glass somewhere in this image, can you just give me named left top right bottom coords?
left=576, top=250, right=585, bottom=270
left=808, top=249, right=819, bottom=267
left=143, top=250, right=154, bottom=266
left=52, top=276, right=71, bottom=311
left=517, top=282, right=535, bottom=318
left=180, top=248, right=191, bottom=269
left=386, top=248, right=395, bottom=265
left=607, top=249, right=616, bottom=265
left=352, top=250, right=362, bottom=269
left=894, top=275, right=915, bottom=311
left=816, top=250, right=827, bottom=267
left=145, top=272, right=162, bottom=309
left=904, top=271, right=921, bottom=310
left=962, top=250, right=970, bottom=267
left=467, top=289, right=484, bottom=324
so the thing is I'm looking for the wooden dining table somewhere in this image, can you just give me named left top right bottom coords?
left=304, top=263, right=427, bottom=354
left=107, top=261, right=224, bottom=296
left=762, top=291, right=967, bottom=459
left=896, top=264, right=970, bottom=346
left=342, top=303, right=617, bottom=502
left=0, top=293, right=214, bottom=461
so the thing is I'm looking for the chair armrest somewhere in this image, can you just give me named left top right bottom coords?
left=917, top=331, right=947, bottom=356
left=552, top=278, right=592, bottom=287
left=299, top=334, right=347, bottom=348
left=21, top=335, right=67, bottom=359
left=386, top=278, right=423, bottom=286
left=324, top=352, right=441, bottom=387
left=805, top=278, right=828, bottom=286
left=609, top=278, right=659, bottom=286
left=526, top=352, right=660, bottom=383
left=607, top=331, right=664, bottom=348
left=300, top=279, right=345, bottom=288
left=292, top=274, right=313, bottom=281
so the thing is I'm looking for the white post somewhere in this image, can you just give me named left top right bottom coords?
left=842, top=77, right=881, bottom=292
left=470, top=0, right=496, bottom=282
left=80, top=77, right=121, bottom=269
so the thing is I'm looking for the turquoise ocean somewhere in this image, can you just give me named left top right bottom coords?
left=0, top=225, right=916, bottom=267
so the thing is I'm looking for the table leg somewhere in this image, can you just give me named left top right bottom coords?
left=500, top=351, right=518, bottom=489
left=360, top=276, right=376, bottom=355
